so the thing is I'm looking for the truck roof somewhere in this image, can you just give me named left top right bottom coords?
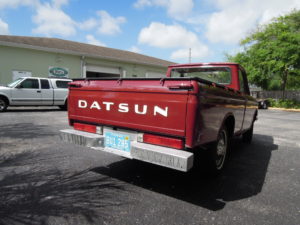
left=169, top=62, right=240, bottom=68
left=19, top=77, right=72, bottom=81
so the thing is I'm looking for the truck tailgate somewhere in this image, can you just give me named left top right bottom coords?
left=68, top=79, right=193, bottom=137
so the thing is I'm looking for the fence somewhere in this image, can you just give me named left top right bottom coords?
left=251, top=91, right=300, bottom=101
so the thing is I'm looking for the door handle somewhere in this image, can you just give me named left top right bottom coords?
left=37, top=90, right=41, bottom=93
left=167, top=85, right=193, bottom=90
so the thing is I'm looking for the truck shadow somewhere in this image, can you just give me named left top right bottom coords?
left=0, top=152, right=125, bottom=225
left=92, top=134, right=278, bottom=211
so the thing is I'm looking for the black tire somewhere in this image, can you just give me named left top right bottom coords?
left=207, top=126, right=229, bottom=174
left=59, top=101, right=68, bottom=110
left=242, top=124, right=253, bottom=143
left=262, top=101, right=268, bottom=109
left=0, top=97, right=8, bottom=112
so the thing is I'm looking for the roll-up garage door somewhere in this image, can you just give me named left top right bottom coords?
left=146, top=71, right=166, bottom=78
left=86, top=64, right=120, bottom=78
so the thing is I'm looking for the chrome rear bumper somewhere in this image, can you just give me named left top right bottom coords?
left=60, top=129, right=194, bottom=172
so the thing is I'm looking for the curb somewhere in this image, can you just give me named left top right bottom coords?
left=268, top=107, right=300, bottom=112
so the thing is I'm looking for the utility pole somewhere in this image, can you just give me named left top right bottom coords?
left=189, top=48, right=191, bottom=63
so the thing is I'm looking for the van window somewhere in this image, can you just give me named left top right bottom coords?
left=41, top=79, right=50, bottom=89
left=20, top=79, right=39, bottom=89
left=56, top=80, right=69, bottom=88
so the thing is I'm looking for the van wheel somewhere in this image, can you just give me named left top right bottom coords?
left=59, top=101, right=67, bottom=110
left=208, top=126, right=229, bottom=174
left=0, top=98, right=8, bottom=112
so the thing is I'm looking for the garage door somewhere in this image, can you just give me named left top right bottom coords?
left=146, top=71, right=166, bottom=78
left=86, top=64, right=120, bottom=78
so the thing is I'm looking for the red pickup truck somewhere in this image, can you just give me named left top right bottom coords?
left=60, top=63, right=258, bottom=173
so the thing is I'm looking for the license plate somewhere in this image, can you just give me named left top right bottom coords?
left=105, top=132, right=131, bottom=152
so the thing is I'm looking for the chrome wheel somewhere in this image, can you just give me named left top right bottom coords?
left=215, top=129, right=228, bottom=170
left=0, top=98, right=7, bottom=112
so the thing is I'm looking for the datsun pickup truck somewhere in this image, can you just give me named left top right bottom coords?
left=60, top=63, right=258, bottom=173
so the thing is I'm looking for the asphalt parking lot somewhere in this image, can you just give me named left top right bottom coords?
left=0, top=107, right=299, bottom=225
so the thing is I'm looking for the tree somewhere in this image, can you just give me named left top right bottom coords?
left=227, top=10, right=300, bottom=97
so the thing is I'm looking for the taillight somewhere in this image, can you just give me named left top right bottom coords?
left=73, top=123, right=102, bottom=134
left=141, top=133, right=184, bottom=150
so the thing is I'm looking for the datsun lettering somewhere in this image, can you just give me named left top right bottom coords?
left=60, top=63, right=258, bottom=174
left=78, top=100, right=169, bottom=117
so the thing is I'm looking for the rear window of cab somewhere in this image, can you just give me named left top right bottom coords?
left=171, top=67, right=231, bottom=85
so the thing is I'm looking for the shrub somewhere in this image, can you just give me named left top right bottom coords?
left=267, top=98, right=300, bottom=109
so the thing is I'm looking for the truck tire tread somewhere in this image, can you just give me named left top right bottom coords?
left=207, top=125, right=229, bottom=175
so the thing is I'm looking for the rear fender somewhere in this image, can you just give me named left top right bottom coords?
left=0, top=93, right=10, bottom=105
left=219, top=113, right=235, bottom=138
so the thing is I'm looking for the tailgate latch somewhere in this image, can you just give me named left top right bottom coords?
left=167, top=85, right=193, bottom=90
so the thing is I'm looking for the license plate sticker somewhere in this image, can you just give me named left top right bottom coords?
left=105, top=132, right=131, bottom=152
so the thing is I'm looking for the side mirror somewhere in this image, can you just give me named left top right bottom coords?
left=15, top=85, right=22, bottom=89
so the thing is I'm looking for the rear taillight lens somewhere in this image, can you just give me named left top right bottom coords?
left=73, top=123, right=102, bottom=134
left=141, top=133, right=184, bottom=149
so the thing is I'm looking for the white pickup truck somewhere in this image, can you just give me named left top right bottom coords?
left=0, top=77, right=72, bottom=112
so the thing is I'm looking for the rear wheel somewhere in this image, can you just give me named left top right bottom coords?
left=208, top=126, right=229, bottom=174
left=0, top=98, right=8, bottom=112
left=59, top=101, right=68, bottom=110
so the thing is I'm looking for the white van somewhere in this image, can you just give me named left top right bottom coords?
left=0, top=77, right=72, bottom=112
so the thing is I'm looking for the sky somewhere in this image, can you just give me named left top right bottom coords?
left=0, top=0, right=299, bottom=63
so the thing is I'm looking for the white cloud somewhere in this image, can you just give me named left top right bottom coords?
left=78, top=11, right=126, bottom=35
left=78, top=18, right=98, bottom=30
left=52, top=0, right=68, bottom=8
left=0, top=0, right=38, bottom=9
left=0, top=18, right=9, bottom=34
left=138, top=22, right=209, bottom=60
left=133, top=0, right=152, bottom=8
left=85, top=34, right=106, bottom=46
left=0, top=0, right=75, bottom=37
left=133, top=0, right=194, bottom=20
left=32, top=1, right=76, bottom=37
left=139, top=22, right=197, bottom=48
left=206, top=9, right=256, bottom=44
left=96, top=10, right=126, bottom=35
left=129, top=46, right=141, bottom=53
left=1, top=0, right=126, bottom=39
left=171, top=46, right=208, bottom=61
left=205, top=0, right=300, bottom=44
left=135, top=0, right=300, bottom=45
left=167, top=0, right=194, bottom=19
